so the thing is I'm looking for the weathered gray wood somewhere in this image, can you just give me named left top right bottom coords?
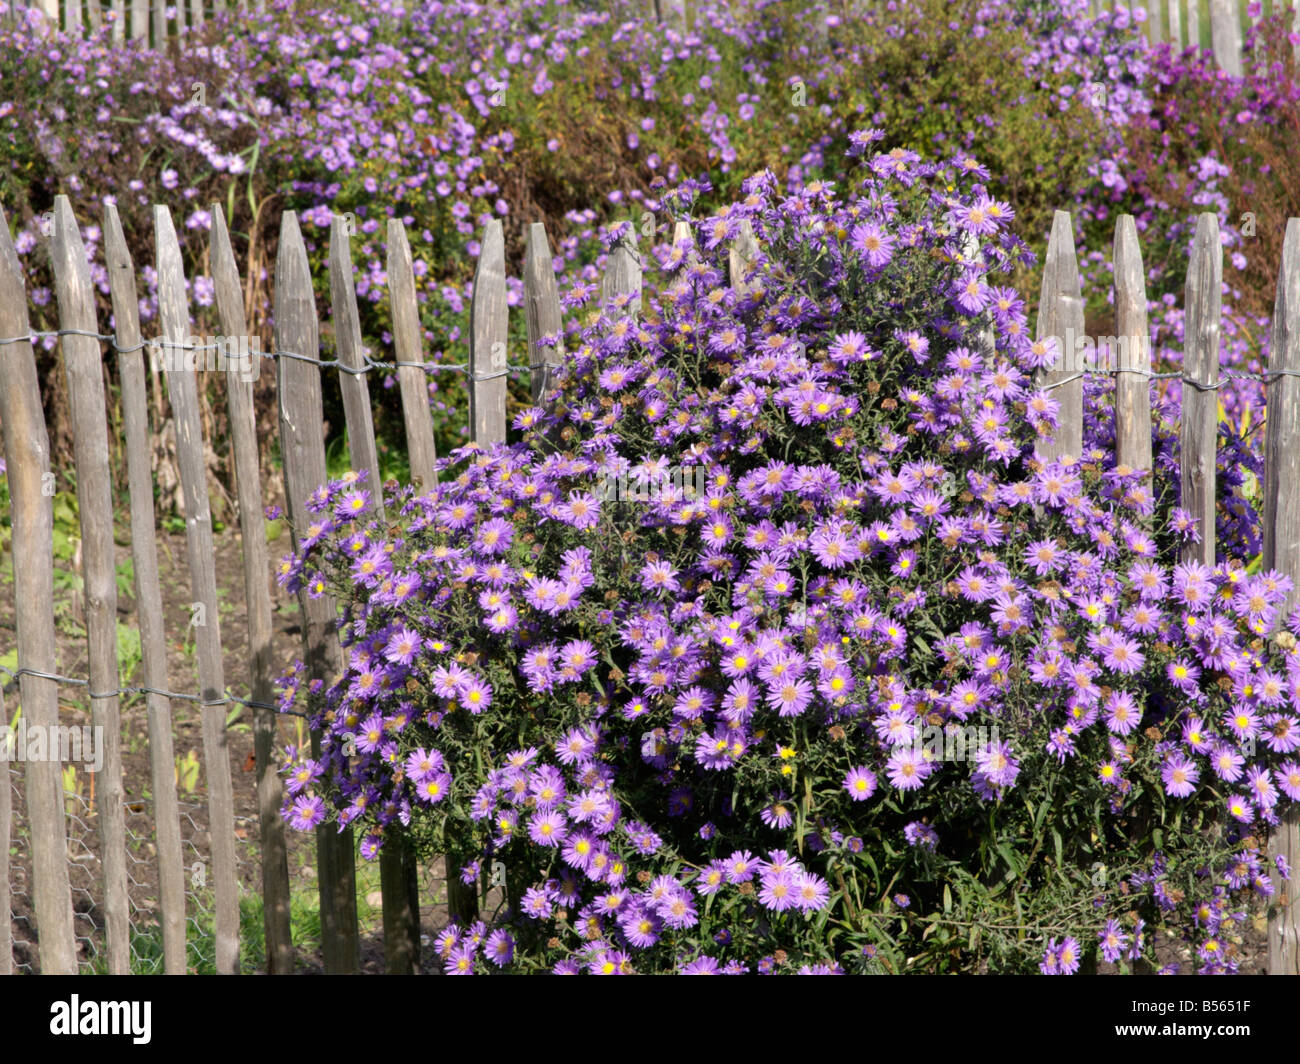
left=189, top=0, right=202, bottom=27
left=470, top=219, right=508, bottom=448
left=1180, top=212, right=1221, bottom=567
left=50, top=196, right=129, bottom=975
left=65, top=0, right=81, bottom=32
left=1113, top=214, right=1153, bottom=478
left=329, top=215, right=384, bottom=516
left=152, top=0, right=164, bottom=46
left=109, top=0, right=123, bottom=42
left=131, top=0, right=146, bottom=39
left=1169, top=0, right=1183, bottom=48
left=210, top=203, right=294, bottom=976
left=0, top=204, right=77, bottom=975
left=380, top=835, right=421, bottom=975
left=1294, top=1, right=1300, bottom=70
left=1264, top=217, right=1300, bottom=976
left=728, top=218, right=759, bottom=297
left=275, top=210, right=361, bottom=975
left=1148, top=0, right=1162, bottom=43
left=524, top=222, right=564, bottom=404
left=0, top=687, right=10, bottom=977
left=328, top=212, right=419, bottom=975
left=103, top=202, right=188, bottom=975
left=154, top=204, right=241, bottom=976
left=1035, top=210, right=1086, bottom=464
left=387, top=220, right=439, bottom=491
left=602, top=227, right=642, bottom=318
left=1209, top=0, right=1243, bottom=75
left=1188, top=0, right=1200, bottom=48
left=87, top=0, right=101, bottom=30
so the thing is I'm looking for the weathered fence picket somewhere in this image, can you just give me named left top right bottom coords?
left=1264, top=217, right=1300, bottom=977
left=1181, top=212, right=1221, bottom=568
left=1035, top=210, right=1085, bottom=465
left=155, top=204, right=242, bottom=975
left=524, top=222, right=564, bottom=404
left=0, top=691, right=10, bottom=976
left=729, top=218, right=759, bottom=297
left=603, top=228, right=642, bottom=317
left=1113, top=214, right=1152, bottom=478
left=0, top=205, right=78, bottom=975
left=327, top=212, right=421, bottom=975
left=1209, top=0, right=1244, bottom=75
left=50, top=195, right=130, bottom=974
left=103, top=202, right=188, bottom=975
left=389, top=220, right=439, bottom=493
left=471, top=220, right=509, bottom=448
left=274, top=210, right=361, bottom=974
left=328, top=215, right=384, bottom=510
left=210, top=204, right=294, bottom=975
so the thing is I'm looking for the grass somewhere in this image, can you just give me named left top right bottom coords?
left=80, top=834, right=394, bottom=974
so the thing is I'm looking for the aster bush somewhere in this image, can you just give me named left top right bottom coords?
left=275, top=134, right=1297, bottom=974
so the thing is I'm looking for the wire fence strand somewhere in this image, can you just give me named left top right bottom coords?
left=0, top=664, right=304, bottom=717
left=0, top=328, right=557, bottom=383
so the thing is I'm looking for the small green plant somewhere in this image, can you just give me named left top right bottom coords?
left=62, top=763, right=87, bottom=816
left=175, top=749, right=201, bottom=797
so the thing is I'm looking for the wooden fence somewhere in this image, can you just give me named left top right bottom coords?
left=1089, top=0, right=1300, bottom=71
left=2, top=0, right=261, bottom=43
left=2, top=189, right=1299, bottom=972
left=0, top=191, right=651, bottom=974
left=1036, top=205, right=1300, bottom=974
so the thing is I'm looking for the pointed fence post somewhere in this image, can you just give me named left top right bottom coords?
left=274, top=210, right=361, bottom=974
left=0, top=205, right=78, bottom=975
left=602, top=226, right=643, bottom=318
left=1035, top=210, right=1086, bottom=465
left=50, top=196, right=129, bottom=975
left=1264, top=217, right=1300, bottom=976
left=329, top=213, right=421, bottom=975
left=470, top=219, right=508, bottom=448
left=210, top=204, right=295, bottom=976
left=1209, top=0, right=1243, bottom=75
left=1113, top=214, right=1153, bottom=481
left=0, top=688, right=9, bottom=975
left=1180, top=213, right=1221, bottom=568
left=1169, top=0, right=1182, bottom=49
left=728, top=218, right=760, bottom=298
left=387, top=220, right=439, bottom=492
left=155, top=204, right=241, bottom=975
left=103, top=203, right=188, bottom=975
left=524, top=222, right=564, bottom=405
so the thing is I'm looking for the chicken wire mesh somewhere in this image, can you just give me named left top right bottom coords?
left=4, top=761, right=260, bottom=974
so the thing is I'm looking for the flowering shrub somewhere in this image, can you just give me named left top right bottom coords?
left=276, top=135, right=1296, bottom=973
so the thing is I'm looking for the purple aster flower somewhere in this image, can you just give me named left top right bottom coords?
left=1162, top=752, right=1200, bottom=798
